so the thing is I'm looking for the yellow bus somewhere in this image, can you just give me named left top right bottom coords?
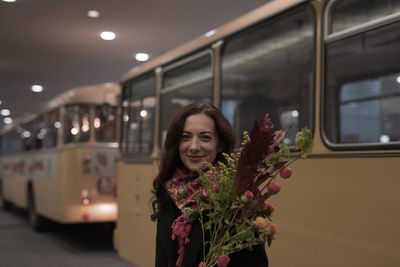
left=114, top=0, right=400, bottom=266
left=0, top=83, right=120, bottom=231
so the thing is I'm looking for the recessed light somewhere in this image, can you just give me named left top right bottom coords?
left=3, top=117, right=13, bottom=124
left=87, top=10, right=100, bottom=18
left=396, top=75, right=400, bottom=84
left=31, top=84, right=44, bottom=92
left=104, top=82, right=113, bottom=88
left=1, top=109, right=11, bottom=116
left=204, top=29, right=216, bottom=38
left=3, top=0, right=17, bottom=2
left=135, top=53, right=149, bottom=62
left=100, top=31, right=116, bottom=40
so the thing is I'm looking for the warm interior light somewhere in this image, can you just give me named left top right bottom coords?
left=100, top=31, right=116, bottom=40
left=123, top=114, right=129, bottom=122
left=81, top=124, right=89, bottom=132
left=22, top=131, right=31, bottom=138
left=291, top=110, right=299, bottom=117
left=94, top=117, right=101, bottom=128
left=140, top=109, right=148, bottom=118
left=71, top=127, right=79, bottom=135
left=54, top=121, right=61, bottom=128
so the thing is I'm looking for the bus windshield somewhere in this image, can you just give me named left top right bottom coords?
left=94, top=105, right=118, bottom=142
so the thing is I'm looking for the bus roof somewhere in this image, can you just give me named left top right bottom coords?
left=120, top=0, right=306, bottom=82
left=1, top=83, right=120, bottom=133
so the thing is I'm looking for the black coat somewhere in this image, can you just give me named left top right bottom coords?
left=155, top=198, right=269, bottom=267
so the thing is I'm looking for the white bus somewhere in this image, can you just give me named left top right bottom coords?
left=0, top=83, right=120, bottom=231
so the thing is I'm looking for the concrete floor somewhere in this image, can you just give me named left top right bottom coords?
left=0, top=206, right=138, bottom=267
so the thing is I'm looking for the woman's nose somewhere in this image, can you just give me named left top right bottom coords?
left=188, top=137, right=200, bottom=151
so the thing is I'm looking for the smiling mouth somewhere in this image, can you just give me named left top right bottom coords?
left=187, top=156, right=204, bottom=162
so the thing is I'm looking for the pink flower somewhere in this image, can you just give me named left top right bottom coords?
left=279, top=167, right=292, bottom=179
left=267, top=182, right=281, bottom=195
left=267, top=223, right=278, bottom=234
left=215, top=253, right=230, bottom=267
left=255, top=216, right=268, bottom=229
left=265, top=202, right=275, bottom=212
left=244, top=190, right=254, bottom=200
left=198, top=262, right=205, bottom=267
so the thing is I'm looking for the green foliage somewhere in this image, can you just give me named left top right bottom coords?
left=295, top=127, right=313, bottom=158
left=265, top=143, right=290, bottom=165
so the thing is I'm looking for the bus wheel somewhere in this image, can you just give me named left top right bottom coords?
left=1, top=197, right=12, bottom=211
left=0, top=183, right=12, bottom=211
left=28, top=188, right=47, bottom=231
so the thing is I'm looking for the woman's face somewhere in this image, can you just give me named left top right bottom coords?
left=179, top=113, right=220, bottom=172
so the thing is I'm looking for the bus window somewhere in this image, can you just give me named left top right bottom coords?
left=120, top=72, right=156, bottom=155
left=1, top=129, right=22, bottom=154
left=46, top=109, right=60, bottom=148
left=63, top=104, right=90, bottom=144
left=328, top=0, right=400, bottom=35
left=324, top=0, right=400, bottom=146
left=32, top=116, right=45, bottom=150
left=21, top=122, right=34, bottom=151
left=94, top=105, right=118, bottom=142
left=160, top=51, right=213, bottom=147
left=220, top=5, right=315, bottom=146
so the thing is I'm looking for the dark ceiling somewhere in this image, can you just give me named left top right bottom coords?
left=0, top=0, right=268, bottom=129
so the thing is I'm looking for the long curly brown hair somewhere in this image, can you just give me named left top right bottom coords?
left=150, top=102, right=235, bottom=221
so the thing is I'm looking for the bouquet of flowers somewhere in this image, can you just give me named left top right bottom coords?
left=191, top=114, right=313, bottom=267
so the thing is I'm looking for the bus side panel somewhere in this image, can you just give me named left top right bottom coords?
left=31, top=150, right=62, bottom=221
left=115, top=161, right=157, bottom=267
left=269, top=156, right=400, bottom=267
left=1, top=155, right=29, bottom=208
left=58, top=147, right=117, bottom=223
left=3, top=176, right=29, bottom=208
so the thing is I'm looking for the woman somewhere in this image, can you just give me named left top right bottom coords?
left=151, top=103, right=268, bottom=267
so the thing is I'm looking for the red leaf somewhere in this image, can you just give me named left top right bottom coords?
left=235, top=114, right=288, bottom=196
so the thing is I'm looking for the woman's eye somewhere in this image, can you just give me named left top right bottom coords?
left=201, top=135, right=211, bottom=141
left=181, top=134, right=191, bottom=140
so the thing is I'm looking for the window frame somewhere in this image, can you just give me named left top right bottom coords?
left=322, top=0, right=400, bottom=150
left=119, top=71, right=157, bottom=158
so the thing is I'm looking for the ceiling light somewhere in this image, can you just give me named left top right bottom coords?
left=104, top=82, right=113, bottom=88
left=135, top=53, right=149, bottom=62
left=31, top=84, right=44, bottom=92
left=1, top=109, right=11, bottom=116
left=396, top=75, right=400, bottom=84
left=3, top=0, right=17, bottom=2
left=204, top=29, right=216, bottom=38
left=0, top=99, right=2, bottom=105
left=87, top=10, right=100, bottom=18
left=3, top=117, right=13, bottom=124
left=100, top=31, right=116, bottom=41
